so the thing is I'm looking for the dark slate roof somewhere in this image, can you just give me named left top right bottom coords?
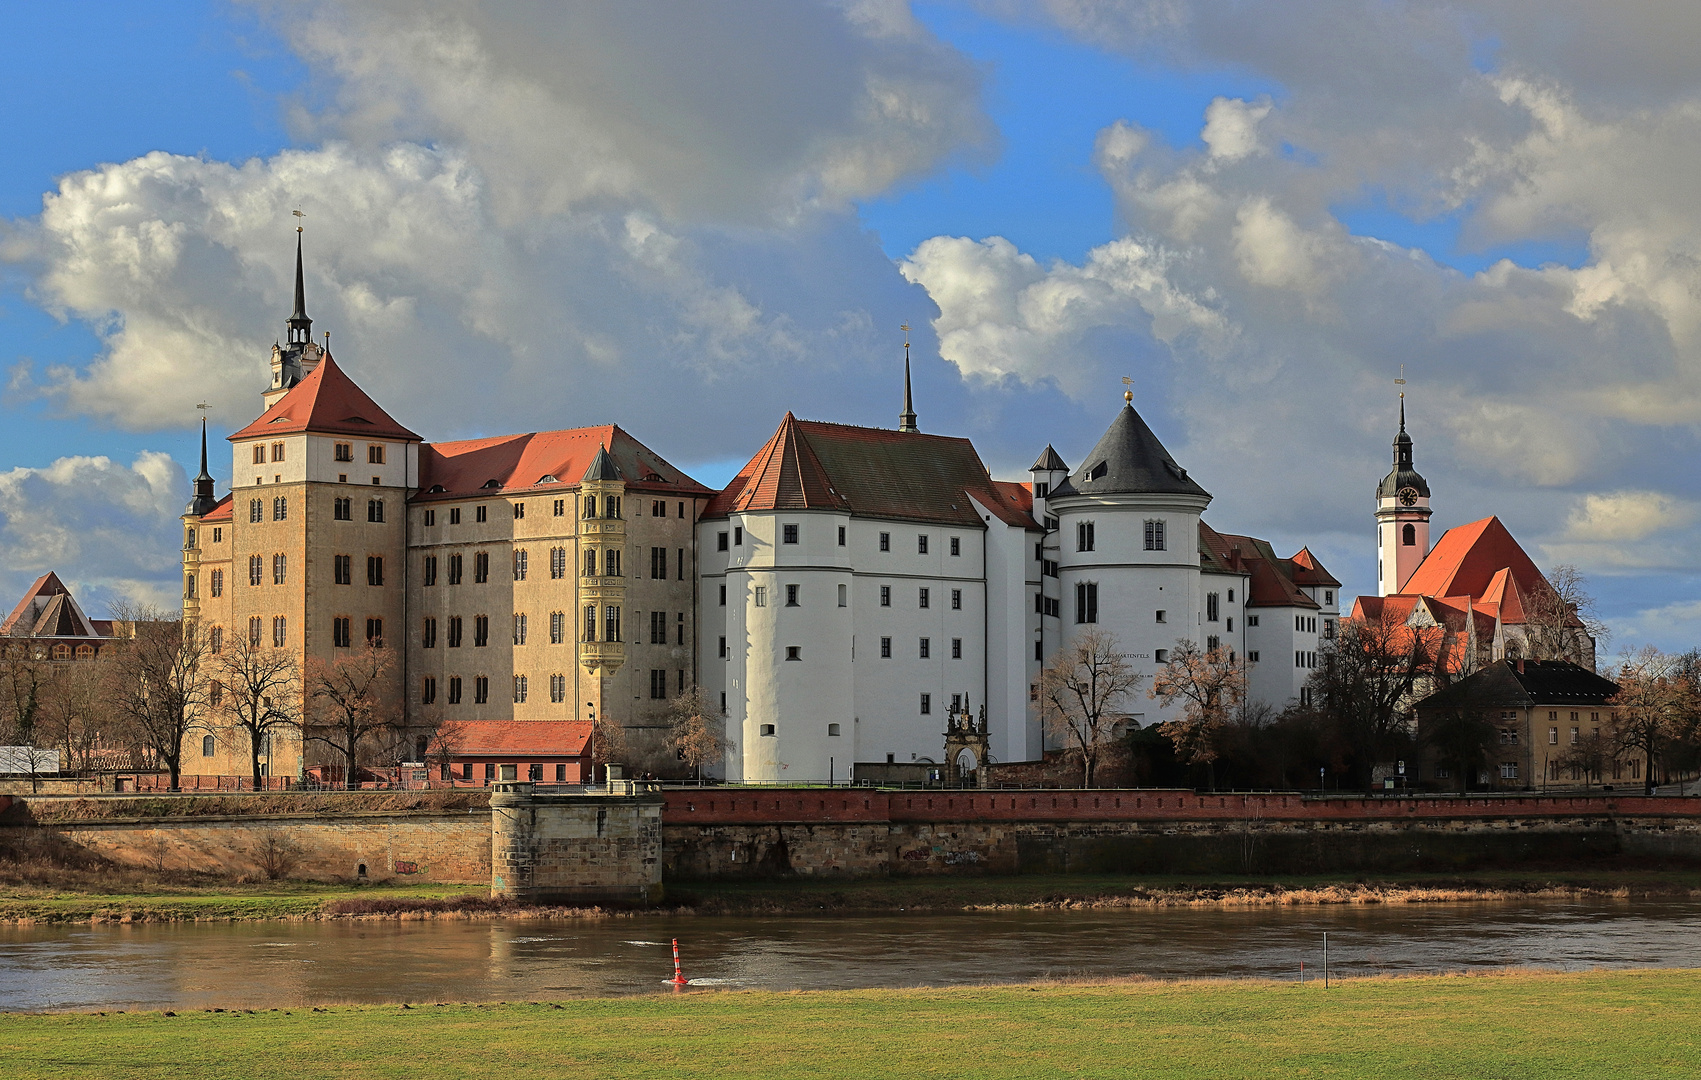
left=581, top=445, right=624, bottom=482
left=1031, top=445, right=1068, bottom=472
left=1414, top=660, right=1619, bottom=711
left=1376, top=403, right=1430, bottom=500
left=1050, top=404, right=1209, bottom=500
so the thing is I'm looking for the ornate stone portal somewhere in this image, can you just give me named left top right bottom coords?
left=943, top=703, right=991, bottom=789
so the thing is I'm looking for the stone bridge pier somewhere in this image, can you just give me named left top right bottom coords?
left=490, top=782, right=663, bottom=906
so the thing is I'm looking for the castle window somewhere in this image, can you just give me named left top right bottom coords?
left=785, top=646, right=801, bottom=661
left=920, top=637, right=931, bottom=659
left=367, top=556, right=383, bottom=586
left=250, top=499, right=263, bottom=523
left=550, top=547, right=566, bottom=579
left=448, top=677, right=463, bottom=705
left=1207, top=635, right=1220, bottom=652
left=334, top=554, right=351, bottom=585
left=1155, top=609, right=1166, bottom=623
left=474, top=676, right=489, bottom=705
left=585, top=549, right=598, bottom=576
left=514, top=550, right=528, bottom=580
left=919, top=588, right=930, bottom=609
left=514, top=675, right=528, bottom=704
left=952, top=638, right=962, bottom=659
left=550, top=674, right=566, bottom=703
left=553, top=499, right=565, bottom=517
left=918, top=534, right=929, bottom=555
left=422, top=617, right=437, bottom=648
left=754, top=586, right=767, bottom=607
left=271, top=616, right=287, bottom=648
left=719, top=585, right=726, bottom=606
left=651, top=547, right=668, bottom=579
left=1247, top=651, right=1259, bottom=663
left=367, top=444, right=385, bottom=465
left=606, top=549, right=621, bottom=577
left=367, top=499, right=384, bottom=523
left=422, top=677, right=436, bottom=705
left=1248, top=615, right=1259, bottom=627
left=1143, top=519, right=1165, bottom=551
left=839, top=527, right=847, bottom=546
left=365, top=618, right=383, bottom=647
left=760, top=724, right=776, bottom=737
left=880, top=586, right=891, bottom=607
left=550, top=611, right=565, bottom=644
left=448, top=616, right=463, bottom=648
left=326, top=616, right=347, bottom=651
left=828, top=724, right=841, bottom=737
left=950, top=536, right=960, bottom=557
left=1155, top=649, right=1169, bottom=664
left=423, top=556, right=437, bottom=586
left=334, top=497, right=351, bottom=520
left=1402, top=524, right=1416, bottom=546
left=652, top=500, right=664, bottom=517
left=604, top=497, right=621, bottom=519
left=1075, top=582, right=1098, bottom=624
left=474, top=615, right=489, bottom=647
left=252, top=445, right=266, bottom=465
left=514, top=613, right=527, bottom=646
left=881, top=637, right=892, bottom=658
left=209, top=627, right=223, bottom=653
left=450, top=507, right=461, bottom=525
left=273, top=554, right=287, bottom=585
left=513, top=502, right=525, bottom=520
left=919, top=694, right=932, bottom=716
left=448, top=554, right=463, bottom=585
left=271, top=442, right=285, bottom=462
left=719, top=636, right=728, bottom=658
left=1088, top=461, right=1108, bottom=481
left=879, top=532, right=890, bottom=552
left=718, top=532, right=729, bottom=551
left=474, top=552, right=489, bottom=583
left=476, top=505, right=487, bottom=523
left=734, top=526, right=742, bottom=545
left=651, top=611, right=666, bottom=644
left=952, top=589, right=962, bottom=610
left=1324, top=590, right=1334, bottom=606
left=273, top=497, right=288, bottom=521
left=249, top=616, right=262, bottom=647
left=786, top=584, right=800, bottom=607
left=203, top=735, right=216, bottom=757
left=1206, top=593, right=1219, bottom=622
left=839, top=584, right=848, bottom=607
left=583, top=495, right=597, bottom=519
left=584, top=606, right=596, bottom=641
left=604, top=605, right=621, bottom=642
left=334, top=442, right=353, bottom=462
left=783, top=524, right=799, bottom=545
left=210, top=569, right=223, bottom=598
left=1077, top=521, right=1095, bottom=552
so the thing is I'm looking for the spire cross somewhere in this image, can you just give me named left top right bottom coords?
left=293, top=208, right=305, bottom=234
left=1395, top=365, right=1407, bottom=429
left=898, top=324, right=918, bottom=433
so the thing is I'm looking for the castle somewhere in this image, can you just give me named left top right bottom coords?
left=191, top=238, right=1620, bottom=787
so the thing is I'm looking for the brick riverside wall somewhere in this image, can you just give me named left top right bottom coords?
left=39, top=811, right=492, bottom=884
left=660, top=789, right=1701, bottom=878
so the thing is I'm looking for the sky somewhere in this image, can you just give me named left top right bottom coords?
left=3, top=0, right=1701, bottom=655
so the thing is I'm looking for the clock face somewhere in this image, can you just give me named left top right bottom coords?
left=1398, top=486, right=1420, bottom=506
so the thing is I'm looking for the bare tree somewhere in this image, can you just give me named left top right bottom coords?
left=1555, top=728, right=1615, bottom=790
left=0, top=644, right=49, bottom=754
left=664, top=686, right=730, bottom=781
left=590, top=707, right=630, bottom=783
left=1040, top=628, right=1143, bottom=788
left=1310, top=613, right=1450, bottom=790
left=1150, top=639, right=1247, bottom=790
left=35, top=656, right=108, bottom=774
left=102, top=603, right=212, bottom=792
left=1608, top=646, right=1698, bottom=795
left=304, top=645, right=398, bottom=788
left=213, top=631, right=301, bottom=789
left=1522, top=564, right=1608, bottom=665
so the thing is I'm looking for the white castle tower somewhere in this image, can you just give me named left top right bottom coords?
left=1375, top=393, right=1432, bottom=596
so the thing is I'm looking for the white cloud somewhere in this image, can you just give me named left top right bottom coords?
left=1562, top=490, right=1696, bottom=543
left=0, top=452, right=186, bottom=615
left=1202, top=97, right=1272, bottom=162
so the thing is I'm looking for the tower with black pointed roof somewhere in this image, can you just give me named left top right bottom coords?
left=265, top=229, right=326, bottom=409
left=1375, top=391, right=1432, bottom=596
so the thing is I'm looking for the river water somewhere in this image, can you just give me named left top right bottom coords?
left=3, top=901, right=1699, bottom=1012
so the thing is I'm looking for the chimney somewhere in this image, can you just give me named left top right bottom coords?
left=1516, top=658, right=1525, bottom=674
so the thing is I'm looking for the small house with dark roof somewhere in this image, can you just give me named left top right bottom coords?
left=1411, top=659, right=1620, bottom=789
left=1, top=573, right=116, bottom=661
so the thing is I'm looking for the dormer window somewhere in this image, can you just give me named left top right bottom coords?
left=1088, top=461, right=1108, bottom=481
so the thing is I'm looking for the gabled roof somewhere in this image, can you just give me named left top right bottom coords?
left=416, top=425, right=710, bottom=502
left=1031, top=445, right=1068, bottom=472
left=705, top=417, right=1037, bottom=529
left=200, top=494, right=234, bottom=523
left=453, top=720, right=591, bottom=757
left=1414, top=659, right=1619, bottom=712
left=992, top=481, right=1034, bottom=516
left=2, top=573, right=105, bottom=638
left=229, top=353, right=421, bottom=443
left=1050, top=403, right=1209, bottom=501
left=1401, top=516, right=1546, bottom=601
left=1199, top=525, right=1320, bottom=609
left=1287, top=548, right=1341, bottom=588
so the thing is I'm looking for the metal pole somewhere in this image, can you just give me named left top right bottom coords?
left=1324, top=932, right=1329, bottom=989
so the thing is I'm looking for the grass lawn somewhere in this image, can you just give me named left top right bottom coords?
left=0, top=881, right=478, bottom=923
left=0, top=969, right=1695, bottom=1079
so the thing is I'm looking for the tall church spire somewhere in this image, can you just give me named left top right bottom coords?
left=898, top=323, right=918, bottom=433
left=286, top=227, right=311, bottom=345
left=185, top=417, right=218, bottom=517
left=1375, top=374, right=1432, bottom=596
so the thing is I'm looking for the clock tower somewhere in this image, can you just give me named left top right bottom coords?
left=1375, top=394, right=1431, bottom=596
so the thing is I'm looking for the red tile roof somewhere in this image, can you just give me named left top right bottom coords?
left=1401, top=516, right=1545, bottom=601
left=228, top=353, right=421, bottom=443
left=452, top=720, right=591, bottom=757
left=1287, top=547, right=1341, bottom=588
left=706, top=417, right=1038, bottom=529
left=199, top=494, right=233, bottom=523
left=1199, top=526, right=1320, bottom=609
left=417, top=425, right=712, bottom=501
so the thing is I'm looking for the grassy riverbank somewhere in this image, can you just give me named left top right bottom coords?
left=0, top=969, right=1696, bottom=1078
left=3, top=869, right=1699, bottom=924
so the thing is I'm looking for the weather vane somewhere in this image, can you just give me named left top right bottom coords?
left=292, top=207, right=306, bottom=233
left=1122, top=375, right=1133, bottom=404
left=1395, top=364, right=1406, bottom=401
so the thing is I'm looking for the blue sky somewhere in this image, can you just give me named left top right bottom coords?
left=2, top=1, right=1699, bottom=653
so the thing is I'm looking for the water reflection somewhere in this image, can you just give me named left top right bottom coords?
left=3, top=901, right=1699, bottom=1012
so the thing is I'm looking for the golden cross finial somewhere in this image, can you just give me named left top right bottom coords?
left=1395, top=364, right=1406, bottom=400
left=292, top=208, right=306, bottom=234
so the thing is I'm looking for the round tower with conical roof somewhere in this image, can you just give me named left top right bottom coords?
left=1375, top=394, right=1432, bottom=596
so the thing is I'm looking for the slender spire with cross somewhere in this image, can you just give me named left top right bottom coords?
left=1396, top=364, right=1407, bottom=432
left=898, top=323, right=918, bottom=433
left=287, top=209, right=311, bottom=344
left=186, top=401, right=218, bottom=516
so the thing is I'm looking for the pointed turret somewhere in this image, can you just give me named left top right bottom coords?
left=1376, top=395, right=1430, bottom=500
left=582, top=445, right=624, bottom=483
left=185, top=418, right=218, bottom=517
left=265, top=230, right=326, bottom=407
left=1050, top=400, right=1209, bottom=501
left=1375, top=391, right=1434, bottom=596
left=898, top=332, right=918, bottom=433
left=287, top=230, right=311, bottom=345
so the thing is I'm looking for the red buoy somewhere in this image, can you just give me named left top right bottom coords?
left=667, top=938, right=688, bottom=986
